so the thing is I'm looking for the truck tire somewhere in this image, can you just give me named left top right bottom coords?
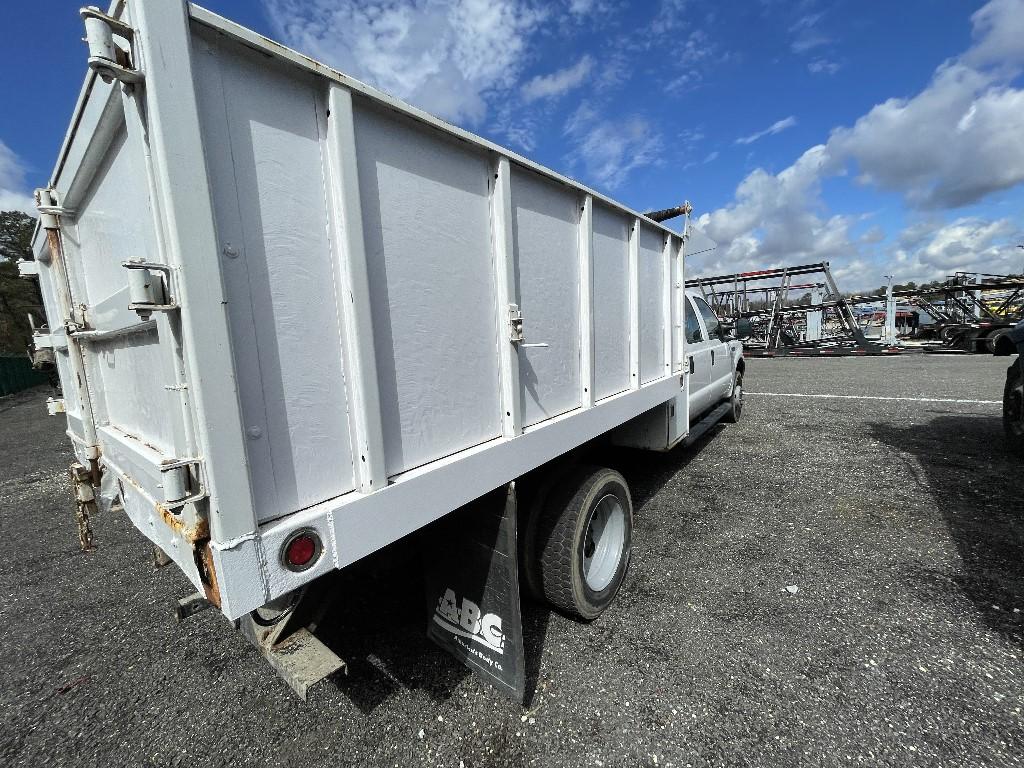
left=1004, top=362, right=1024, bottom=448
left=987, top=328, right=1010, bottom=354
left=521, top=473, right=558, bottom=602
left=534, top=466, right=632, bottom=621
left=721, top=370, right=743, bottom=423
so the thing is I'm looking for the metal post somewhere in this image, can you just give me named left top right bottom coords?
left=325, top=84, right=387, bottom=492
left=579, top=194, right=595, bottom=408
left=882, top=276, right=898, bottom=346
left=490, top=156, right=523, bottom=434
left=806, top=285, right=824, bottom=342
left=628, top=219, right=640, bottom=389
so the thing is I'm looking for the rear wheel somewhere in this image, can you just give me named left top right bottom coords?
left=987, top=328, right=1010, bottom=354
left=1004, top=362, right=1024, bottom=448
left=533, top=466, right=633, bottom=621
left=722, top=370, right=743, bottom=423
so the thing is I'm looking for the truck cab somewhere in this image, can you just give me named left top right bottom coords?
left=611, top=290, right=745, bottom=452
left=684, top=289, right=744, bottom=421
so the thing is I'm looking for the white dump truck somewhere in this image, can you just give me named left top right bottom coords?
left=22, top=1, right=746, bottom=700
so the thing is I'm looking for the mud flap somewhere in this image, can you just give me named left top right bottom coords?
left=423, top=483, right=526, bottom=702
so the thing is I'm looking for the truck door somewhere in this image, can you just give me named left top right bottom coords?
left=691, top=295, right=732, bottom=402
left=684, top=296, right=713, bottom=416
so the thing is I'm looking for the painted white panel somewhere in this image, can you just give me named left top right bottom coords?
left=68, top=119, right=179, bottom=451
left=353, top=104, right=502, bottom=476
left=592, top=205, right=630, bottom=400
left=638, top=224, right=666, bottom=384
left=510, top=168, right=581, bottom=426
left=91, top=331, right=176, bottom=453
left=194, top=35, right=356, bottom=521
left=74, top=128, right=160, bottom=310
left=54, top=350, right=79, bottom=417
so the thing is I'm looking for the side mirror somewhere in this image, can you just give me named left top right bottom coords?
left=734, top=318, right=753, bottom=340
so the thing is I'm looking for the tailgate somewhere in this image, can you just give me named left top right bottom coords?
left=31, top=27, right=209, bottom=591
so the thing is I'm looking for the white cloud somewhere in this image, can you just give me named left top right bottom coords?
left=962, top=0, right=1024, bottom=68
left=829, top=63, right=1024, bottom=208
left=650, top=0, right=691, bottom=38
left=789, top=12, right=829, bottom=54
left=696, top=0, right=1024, bottom=285
left=703, top=150, right=719, bottom=164
left=886, top=217, right=1024, bottom=283
left=0, top=140, right=34, bottom=215
left=521, top=56, right=593, bottom=102
left=263, top=0, right=546, bottom=125
left=735, top=116, right=797, bottom=145
left=696, top=144, right=852, bottom=272
left=808, top=58, right=840, bottom=75
left=569, top=0, right=595, bottom=14
left=664, top=28, right=723, bottom=94
left=563, top=102, right=662, bottom=190
left=567, top=0, right=623, bottom=20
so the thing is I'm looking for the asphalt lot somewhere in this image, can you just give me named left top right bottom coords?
left=1, top=354, right=1022, bottom=767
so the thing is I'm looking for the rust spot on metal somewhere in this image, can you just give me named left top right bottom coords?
left=44, top=229, right=62, bottom=258
left=157, top=503, right=209, bottom=545
left=196, top=541, right=222, bottom=608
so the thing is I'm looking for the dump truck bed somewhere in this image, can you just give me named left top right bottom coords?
left=30, top=0, right=692, bottom=620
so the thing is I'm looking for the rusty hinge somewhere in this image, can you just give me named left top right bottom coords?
left=159, top=457, right=207, bottom=508
left=80, top=6, right=144, bottom=85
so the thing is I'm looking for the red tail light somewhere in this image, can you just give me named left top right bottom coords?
left=281, top=529, right=322, bottom=571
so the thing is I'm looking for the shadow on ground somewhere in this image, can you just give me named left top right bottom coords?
left=303, top=426, right=727, bottom=714
left=871, top=412, right=1024, bottom=642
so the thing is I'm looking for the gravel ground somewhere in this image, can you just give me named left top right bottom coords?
left=1, top=354, right=1022, bottom=767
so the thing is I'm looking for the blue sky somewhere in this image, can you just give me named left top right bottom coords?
left=2, top=0, right=1023, bottom=290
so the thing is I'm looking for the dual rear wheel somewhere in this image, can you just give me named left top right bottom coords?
left=524, top=466, right=633, bottom=621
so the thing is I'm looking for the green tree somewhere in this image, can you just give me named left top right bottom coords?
left=0, top=211, right=43, bottom=354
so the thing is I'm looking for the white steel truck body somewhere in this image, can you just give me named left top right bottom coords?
left=24, top=1, right=744, bottom=698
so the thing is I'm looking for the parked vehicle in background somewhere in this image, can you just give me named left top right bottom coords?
left=994, top=320, right=1024, bottom=448
left=19, top=1, right=745, bottom=701
left=685, top=290, right=745, bottom=423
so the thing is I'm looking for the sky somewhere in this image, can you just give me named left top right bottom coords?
left=1, top=0, right=1023, bottom=291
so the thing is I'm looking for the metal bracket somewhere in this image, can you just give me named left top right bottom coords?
left=17, top=260, right=38, bottom=277
left=80, top=6, right=144, bottom=85
left=509, top=303, right=524, bottom=343
left=507, top=304, right=548, bottom=348
left=174, top=592, right=213, bottom=622
left=35, top=189, right=75, bottom=230
left=122, top=261, right=178, bottom=319
left=32, top=332, right=55, bottom=350
left=238, top=586, right=347, bottom=700
left=159, top=457, right=207, bottom=508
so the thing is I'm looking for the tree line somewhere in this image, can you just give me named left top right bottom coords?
left=0, top=211, right=43, bottom=354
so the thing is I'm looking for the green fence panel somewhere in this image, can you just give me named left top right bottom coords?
left=0, top=355, right=48, bottom=397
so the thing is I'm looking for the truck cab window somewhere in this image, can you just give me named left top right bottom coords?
left=685, top=299, right=704, bottom=343
left=692, top=296, right=720, bottom=339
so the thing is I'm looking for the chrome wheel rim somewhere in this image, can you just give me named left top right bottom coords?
left=583, top=494, right=626, bottom=592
